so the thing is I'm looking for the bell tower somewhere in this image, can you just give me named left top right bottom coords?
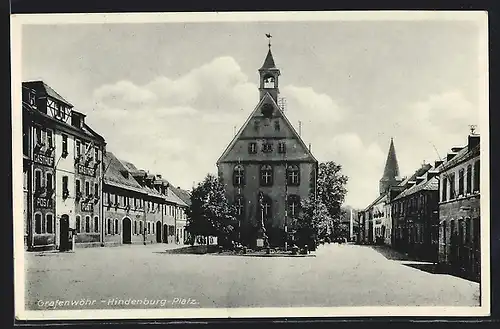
left=258, top=34, right=281, bottom=102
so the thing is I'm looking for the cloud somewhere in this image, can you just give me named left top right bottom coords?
left=89, top=56, right=346, bottom=191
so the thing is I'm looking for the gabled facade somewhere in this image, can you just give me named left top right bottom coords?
left=217, top=45, right=318, bottom=248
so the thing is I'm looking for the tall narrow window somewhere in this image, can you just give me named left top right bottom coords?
left=46, top=214, right=53, bottom=233
left=41, top=214, right=46, bottom=233
left=287, top=195, right=301, bottom=218
left=35, top=126, right=42, bottom=145
left=35, top=213, right=42, bottom=234
left=46, top=172, right=53, bottom=192
left=260, top=165, right=273, bottom=186
left=62, top=176, right=68, bottom=195
left=235, top=195, right=245, bottom=217
left=115, top=219, right=119, bottom=234
left=441, top=176, right=448, bottom=202
left=46, top=129, right=53, bottom=148
left=94, top=146, right=99, bottom=162
left=278, top=142, right=286, bottom=154
left=34, top=170, right=42, bottom=193
left=473, top=160, right=480, bottom=192
left=458, top=168, right=464, bottom=196
left=85, top=216, right=90, bottom=233
left=466, top=164, right=472, bottom=194
left=85, top=181, right=90, bottom=196
left=76, top=215, right=81, bottom=233
left=75, top=179, right=81, bottom=199
left=94, top=183, right=99, bottom=197
left=76, top=140, right=81, bottom=157
left=134, top=220, right=137, bottom=235
left=233, top=165, right=245, bottom=187
left=287, top=165, right=300, bottom=186
left=139, top=221, right=143, bottom=235
left=107, top=218, right=112, bottom=235
left=62, top=134, right=68, bottom=156
left=147, top=222, right=151, bottom=234
left=259, top=194, right=272, bottom=219
left=94, top=217, right=99, bottom=233
left=248, top=142, right=257, bottom=154
left=449, top=173, right=456, bottom=199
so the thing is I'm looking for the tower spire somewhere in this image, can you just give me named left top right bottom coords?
left=379, top=137, right=401, bottom=195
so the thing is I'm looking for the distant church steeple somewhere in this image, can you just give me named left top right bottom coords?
left=258, top=34, right=281, bottom=102
left=379, top=137, right=401, bottom=195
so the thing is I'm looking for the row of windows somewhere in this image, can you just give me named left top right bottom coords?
left=234, top=194, right=301, bottom=218
left=104, top=218, right=158, bottom=235
left=248, top=141, right=287, bottom=154
left=105, top=192, right=187, bottom=219
left=34, top=213, right=54, bottom=234
left=33, top=126, right=100, bottom=161
left=33, top=170, right=99, bottom=200
left=392, top=194, right=429, bottom=217
left=233, top=164, right=300, bottom=187
left=441, top=160, right=480, bottom=202
left=75, top=215, right=100, bottom=233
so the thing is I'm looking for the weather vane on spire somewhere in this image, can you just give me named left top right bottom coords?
left=265, top=33, right=272, bottom=48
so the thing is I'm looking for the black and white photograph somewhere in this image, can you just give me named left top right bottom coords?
left=11, top=11, right=489, bottom=320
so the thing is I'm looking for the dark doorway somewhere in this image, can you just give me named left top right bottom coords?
left=156, top=221, right=162, bottom=243
left=59, top=214, right=70, bottom=251
left=163, top=224, right=168, bottom=243
left=123, top=218, right=131, bottom=244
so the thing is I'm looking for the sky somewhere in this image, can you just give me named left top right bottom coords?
left=20, top=16, right=485, bottom=209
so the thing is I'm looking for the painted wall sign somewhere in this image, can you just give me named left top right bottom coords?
left=77, top=164, right=96, bottom=177
left=33, top=152, right=54, bottom=167
left=81, top=202, right=94, bottom=212
left=35, top=196, right=53, bottom=208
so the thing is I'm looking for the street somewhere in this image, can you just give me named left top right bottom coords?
left=24, top=243, right=480, bottom=310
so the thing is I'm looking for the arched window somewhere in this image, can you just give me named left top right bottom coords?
left=134, top=220, right=137, bottom=235
left=139, top=221, right=143, bottom=235
left=34, top=213, right=42, bottom=234
left=258, top=193, right=272, bottom=219
left=114, top=219, right=119, bottom=234
left=235, top=195, right=245, bottom=217
left=85, top=216, right=90, bottom=233
left=466, top=164, right=472, bottom=194
left=147, top=222, right=151, bottom=234
left=41, top=214, right=47, bottom=233
left=287, top=195, right=301, bottom=218
left=287, top=165, right=300, bottom=186
left=75, top=215, right=81, bottom=233
left=233, top=165, right=245, bottom=187
left=94, top=216, right=99, bottom=233
left=107, top=218, right=112, bottom=235
left=46, top=214, right=53, bottom=233
left=260, top=165, right=273, bottom=186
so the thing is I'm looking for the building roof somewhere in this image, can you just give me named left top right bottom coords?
left=393, top=175, right=439, bottom=202
left=260, top=48, right=277, bottom=69
left=381, top=138, right=400, bottom=181
left=23, top=81, right=74, bottom=107
left=171, top=186, right=192, bottom=206
left=439, top=143, right=479, bottom=172
left=363, top=192, right=388, bottom=212
left=103, top=151, right=145, bottom=193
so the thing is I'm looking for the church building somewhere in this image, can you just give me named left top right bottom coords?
left=217, top=41, right=318, bottom=248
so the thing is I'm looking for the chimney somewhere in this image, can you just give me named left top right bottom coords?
left=447, top=153, right=457, bottom=161
left=434, top=160, right=444, bottom=168
left=468, top=134, right=480, bottom=151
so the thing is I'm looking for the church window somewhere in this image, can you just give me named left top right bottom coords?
left=287, top=195, right=300, bottom=218
left=258, top=193, right=272, bottom=219
left=287, top=165, right=300, bottom=186
left=235, top=195, right=245, bottom=217
left=233, top=165, right=245, bottom=187
left=260, top=165, right=273, bottom=186
left=248, top=142, right=257, bottom=154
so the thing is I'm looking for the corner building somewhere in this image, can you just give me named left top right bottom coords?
left=217, top=45, right=318, bottom=248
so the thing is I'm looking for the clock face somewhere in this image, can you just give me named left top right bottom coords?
left=261, top=103, right=274, bottom=118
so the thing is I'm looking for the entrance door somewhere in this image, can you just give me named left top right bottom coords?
left=123, top=218, right=131, bottom=244
left=59, top=214, right=70, bottom=251
left=163, top=224, right=168, bottom=243
left=156, top=221, right=162, bottom=243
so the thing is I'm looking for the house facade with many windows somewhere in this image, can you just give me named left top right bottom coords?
left=437, top=134, right=481, bottom=281
left=23, top=81, right=106, bottom=251
left=217, top=45, right=318, bottom=248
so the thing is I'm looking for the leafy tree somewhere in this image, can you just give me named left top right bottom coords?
left=296, top=197, right=331, bottom=249
left=186, top=173, right=238, bottom=247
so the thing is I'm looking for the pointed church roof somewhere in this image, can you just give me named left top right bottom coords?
left=381, top=138, right=400, bottom=181
left=260, top=48, right=277, bottom=69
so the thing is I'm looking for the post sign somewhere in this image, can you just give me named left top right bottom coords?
left=81, top=202, right=94, bottom=212
left=256, top=238, right=264, bottom=247
left=35, top=197, right=53, bottom=208
left=33, top=152, right=54, bottom=167
left=77, top=164, right=96, bottom=177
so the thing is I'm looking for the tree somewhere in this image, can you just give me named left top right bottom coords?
left=296, top=197, right=331, bottom=249
left=317, top=161, right=348, bottom=238
left=186, top=173, right=238, bottom=248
